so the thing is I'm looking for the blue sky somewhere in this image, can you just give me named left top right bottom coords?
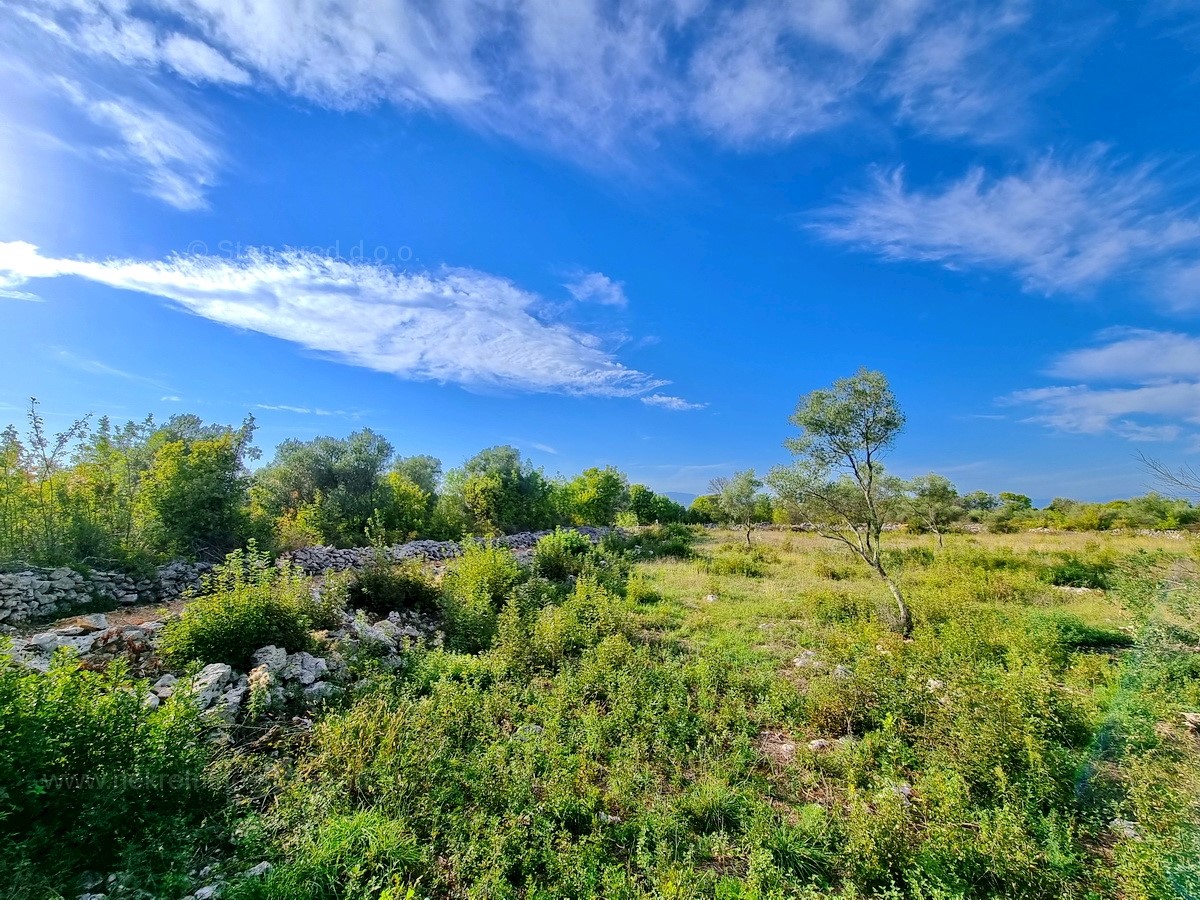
left=2, top=1, right=1200, bottom=502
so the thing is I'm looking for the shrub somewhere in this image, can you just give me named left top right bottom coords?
left=159, top=546, right=315, bottom=671
left=1043, top=552, right=1116, bottom=589
left=310, top=568, right=353, bottom=630
left=624, top=571, right=661, bottom=604
left=532, top=528, right=594, bottom=581
left=439, top=542, right=525, bottom=652
left=698, top=544, right=777, bottom=577
left=227, top=811, right=423, bottom=900
left=611, top=523, right=697, bottom=560
left=0, top=651, right=217, bottom=896
left=349, top=559, right=441, bottom=616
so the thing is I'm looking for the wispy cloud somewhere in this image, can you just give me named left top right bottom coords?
left=641, top=393, right=707, bottom=411
left=54, top=78, right=220, bottom=210
left=816, top=150, right=1200, bottom=297
left=10, top=0, right=1034, bottom=166
left=565, top=272, right=627, bottom=307
left=53, top=348, right=171, bottom=390
left=1006, top=329, right=1200, bottom=442
left=253, top=404, right=357, bottom=417
left=1, top=242, right=686, bottom=401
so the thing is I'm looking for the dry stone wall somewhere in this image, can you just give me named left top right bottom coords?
left=280, top=527, right=612, bottom=575
left=0, top=560, right=212, bottom=627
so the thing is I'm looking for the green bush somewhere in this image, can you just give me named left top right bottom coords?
left=349, top=559, right=441, bottom=616
left=227, top=811, right=423, bottom=900
left=160, top=547, right=315, bottom=671
left=439, top=542, right=525, bottom=652
left=697, top=544, right=777, bottom=577
left=0, top=651, right=217, bottom=896
left=1043, top=552, right=1116, bottom=589
left=532, top=528, right=594, bottom=581
left=611, top=523, right=697, bottom=560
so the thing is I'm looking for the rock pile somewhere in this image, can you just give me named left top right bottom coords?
left=0, top=561, right=212, bottom=628
left=8, top=605, right=443, bottom=725
left=280, top=527, right=611, bottom=575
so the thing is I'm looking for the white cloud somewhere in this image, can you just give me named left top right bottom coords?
left=159, top=34, right=252, bottom=86
left=565, top=272, right=628, bottom=307
left=641, top=393, right=707, bottom=411
left=817, top=150, right=1200, bottom=295
left=1048, top=329, right=1200, bottom=381
left=254, top=404, right=355, bottom=417
left=0, top=242, right=682, bottom=400
left=56, top=79, right=220, bottom=210
left=1006, top=329, right=1200, bottom=442
left=11, top=0, right=1033, bottom=160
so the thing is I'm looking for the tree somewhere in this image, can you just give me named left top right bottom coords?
left=713, top=470, right=763, bottom=546
left=138, top=429, right=254, bottom=560
left=689, top=494, right=722, bottom=524
left=252, top=429, right=394, bottom=546
left=562, top=466, right=629, bottom=526
left=962, top=490, right=998, bottom=513
left=1141, top=452, right=1200, bottom=498
left=392, top=455, right=442, bottom=498
left=441, top=445, right=556, bottom=536
left=767, top=369, right=913, bottom=637
left=628, top=484, right=687, bottom=525
left=906, top=473, right=963, bottom=547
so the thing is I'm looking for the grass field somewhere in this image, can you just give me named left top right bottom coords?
left=4, top=527, right=1199, bottom=899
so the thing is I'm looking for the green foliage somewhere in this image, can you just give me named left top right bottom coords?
left=439, top=542, right=525, bottom=651
left=560, top=465, right=629, bottom=526
left=159, top=546, right=316, bottom=670
left=227, top=811, right=423, bottom=900
left=0, top=401, right=255, bottom=568
left=688, top=493, right=722, bottom=523
left=532, top=528, right=593, bottom=581
left=440, top=445, right=558, bottom=537
left=712, top=469, right=767, bottom=545
left=0, top=652, right=217, bottom=897
left=348, top=559, right=441, bottom=617
left=252, top=429, right=396, bottom=548
left=1044, top=552, right=1117, bottom=589
left=139, top=430, right=254, bottom=560
left=698, top=543, right=777, bottom=577
left=612, top=522, right=698, bottom=560
left=627, top=484, right=688, bottom=525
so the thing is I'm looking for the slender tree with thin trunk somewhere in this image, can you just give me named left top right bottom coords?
left=711, top=470, right=763, bottom=547
left=906, top=473, right=963, bottom=548
left=768, top=369, right=913, bottom=637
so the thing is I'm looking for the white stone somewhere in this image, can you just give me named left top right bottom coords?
left=76, top=614, right=109, bottom=631
left=252, top=645, right=287, bottom=674
left=191, top=663, right=233, bottom=709
left=281, top=651, right=327, bottom=685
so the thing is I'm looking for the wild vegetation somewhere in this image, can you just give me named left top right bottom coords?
left=2, top=398, right=1194, bottom=579
left=3, top=526, right=1198, bottom=899
left=3, top=372, right=1199, bottom=899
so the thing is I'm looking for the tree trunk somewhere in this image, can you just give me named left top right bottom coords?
left=883, top=575, right=912, bottom=638
left=936, top=529, right=944, bottom=549
left=744, top=521, right=752, bottom=547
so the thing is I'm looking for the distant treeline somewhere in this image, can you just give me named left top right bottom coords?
left=2, top=402, right=1194, bottom=571
left=695, top=482, right=1200, bottom=535
left=0, top=402, right=689, bottom=570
